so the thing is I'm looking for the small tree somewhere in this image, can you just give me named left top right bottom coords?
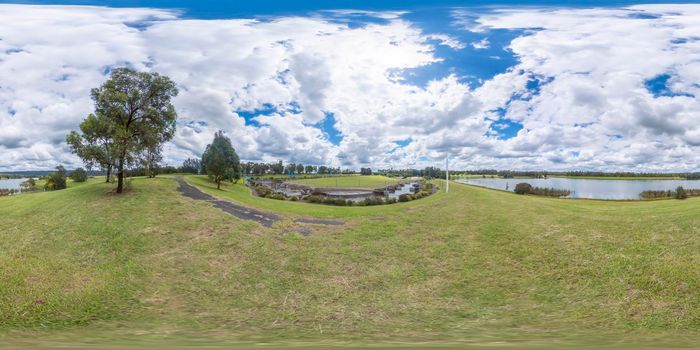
left=44, top=165, right=68, bottom=191
left=296, top=163, right=304, bottom=175
left=20, top=178, right=36, bottom=191
left=675, top=186, right=688, bottom=200
left=70, top=168, right=88, bottom=182
left=514, top=183, right=532, bottom=195
left=201, top=131, right=240, bottom=189
left=305, top=165, right=314, bottom=174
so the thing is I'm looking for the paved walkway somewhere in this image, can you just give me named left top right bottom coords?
left=175, top=177, right=280, bottom=227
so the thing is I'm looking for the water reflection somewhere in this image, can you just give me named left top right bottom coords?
left=456, top=178, right=700, bottom=200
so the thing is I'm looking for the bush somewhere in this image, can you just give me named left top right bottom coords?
left=307, top=195, right=324, bottom=203
left=675, top=186, right=688, bottom=200
left=398, top=194, right=411, bottom=202
left=70, top=168, right=88, bottom=182
left=514, top=183, right=533, bottom=195
left=44, top=165, right=67, bottom=191
left=363, top=197, right=385, bottom=206
left=266, top=193, right=285, bottom=200
left=255, top=185, right=271, bottom=197
left=20, top=178, right=36, bottom=191
left=529, top=187, right=571, bottom=197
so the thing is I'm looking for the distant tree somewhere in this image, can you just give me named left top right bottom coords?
left=70, top=168, right=88, bottom=182
left=44, top=165, right=68, bottom=191
left=305, top=165, right=314, bottom=174
left=296, top=163, right=304, bottom=174
left=360, top=167, right=372, bottom=175
left=514, top=183, right=533, bottom=195
left=285, top=163, right=296, bottom=175
left=179, top=158, right=201, bottom=174
left=201, top=131, right=240, bottom=189
left=67, top=68, right=178, bottom=193
left=675, top=186, right=688, bottom=200
left=318, top=165, right=328, bottom=174
left=271, top=160, right=284, bottom=174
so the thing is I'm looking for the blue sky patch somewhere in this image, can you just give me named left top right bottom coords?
left=488, top=118, right=523, bottom=140
left=394, top=138, right=412, bottom=147
left=236, top=103, right=280, bottom=127
left=315, top=113, right=343, bottom=145
left=625, top=12, right=661, bottom=20
left=645, top=73, right=695, bottom=98
left=390, top=8, right=526, bottom=89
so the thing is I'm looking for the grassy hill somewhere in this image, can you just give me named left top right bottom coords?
left=1, top=175, right=700, bottom=348
left=288, top=174, right=400, bottom=189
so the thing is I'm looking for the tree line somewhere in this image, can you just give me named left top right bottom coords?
left=453, top=169, right=700, bottom=179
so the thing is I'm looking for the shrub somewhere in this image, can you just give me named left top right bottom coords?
left=306, top=195, right=323, bottom=203
left=70, top=168, right=88, bottom=182
left=255, top=185, right=271, bottom=197
left=398, top=194, right=411, bottom=202
left=675, top=186, right=688, bottom=200
left=44, top=165, right=67, bottom=191
left=529, top=187, right=571, bottom=197
left=20, top=178, right=36, bottom=191
left=514, top=183, right=532, bottom=195
left=640, top=190, right=671, bottom=199
left=267, top=193, right=285, bottom=200
left=363, top=197, right=385, bottom=206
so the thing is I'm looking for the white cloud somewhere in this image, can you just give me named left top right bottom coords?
left=470, top=38, right=490, bottom=49
left=1, top=4, right=700, bottom=172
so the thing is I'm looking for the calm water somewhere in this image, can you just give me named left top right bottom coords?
left=456, top=178, right=700, bottom=200
left=0, top=178, right=29, bottom=190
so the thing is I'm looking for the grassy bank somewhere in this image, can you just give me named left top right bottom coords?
left=1, top=176, right=700, bottom=348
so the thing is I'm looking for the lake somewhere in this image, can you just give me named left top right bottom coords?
left=0, top=178, right=29, bottom=190
left=455, top=177, right=700, bottom=200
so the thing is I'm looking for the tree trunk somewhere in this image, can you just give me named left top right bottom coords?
left=106, top=165, right=112, bottom=183
left=116, top=158, right=124, bottom=194
left=217, top=179, right=221, bottom=190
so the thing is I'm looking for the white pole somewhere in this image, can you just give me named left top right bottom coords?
left=445, top=154, right=449, bottom=193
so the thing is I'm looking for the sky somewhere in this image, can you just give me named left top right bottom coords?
left=0, top=1, right=699, bottom=171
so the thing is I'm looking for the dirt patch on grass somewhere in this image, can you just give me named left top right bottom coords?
left=175, top=177, right=280, bottom=227
left=293, top=218, right=344, bottom=226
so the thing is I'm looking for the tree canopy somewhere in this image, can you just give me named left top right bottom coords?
left=67, top=68, right=178, bottom=193
left=201, top=131, right=240, bottom=189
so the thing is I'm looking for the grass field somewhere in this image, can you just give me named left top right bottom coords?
left=288, top=174, right=400, bottom=188
left=1, top=175, right=700, bottom=348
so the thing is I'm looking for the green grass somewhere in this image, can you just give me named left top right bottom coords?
left=288, top=174, right=400, bottom=189
left=1, top=176, right=700, bottom=348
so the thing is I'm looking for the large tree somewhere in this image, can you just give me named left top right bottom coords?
left=68, top=68, right=178, bottom=193
left=201, top=131, right=240, bottom=189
